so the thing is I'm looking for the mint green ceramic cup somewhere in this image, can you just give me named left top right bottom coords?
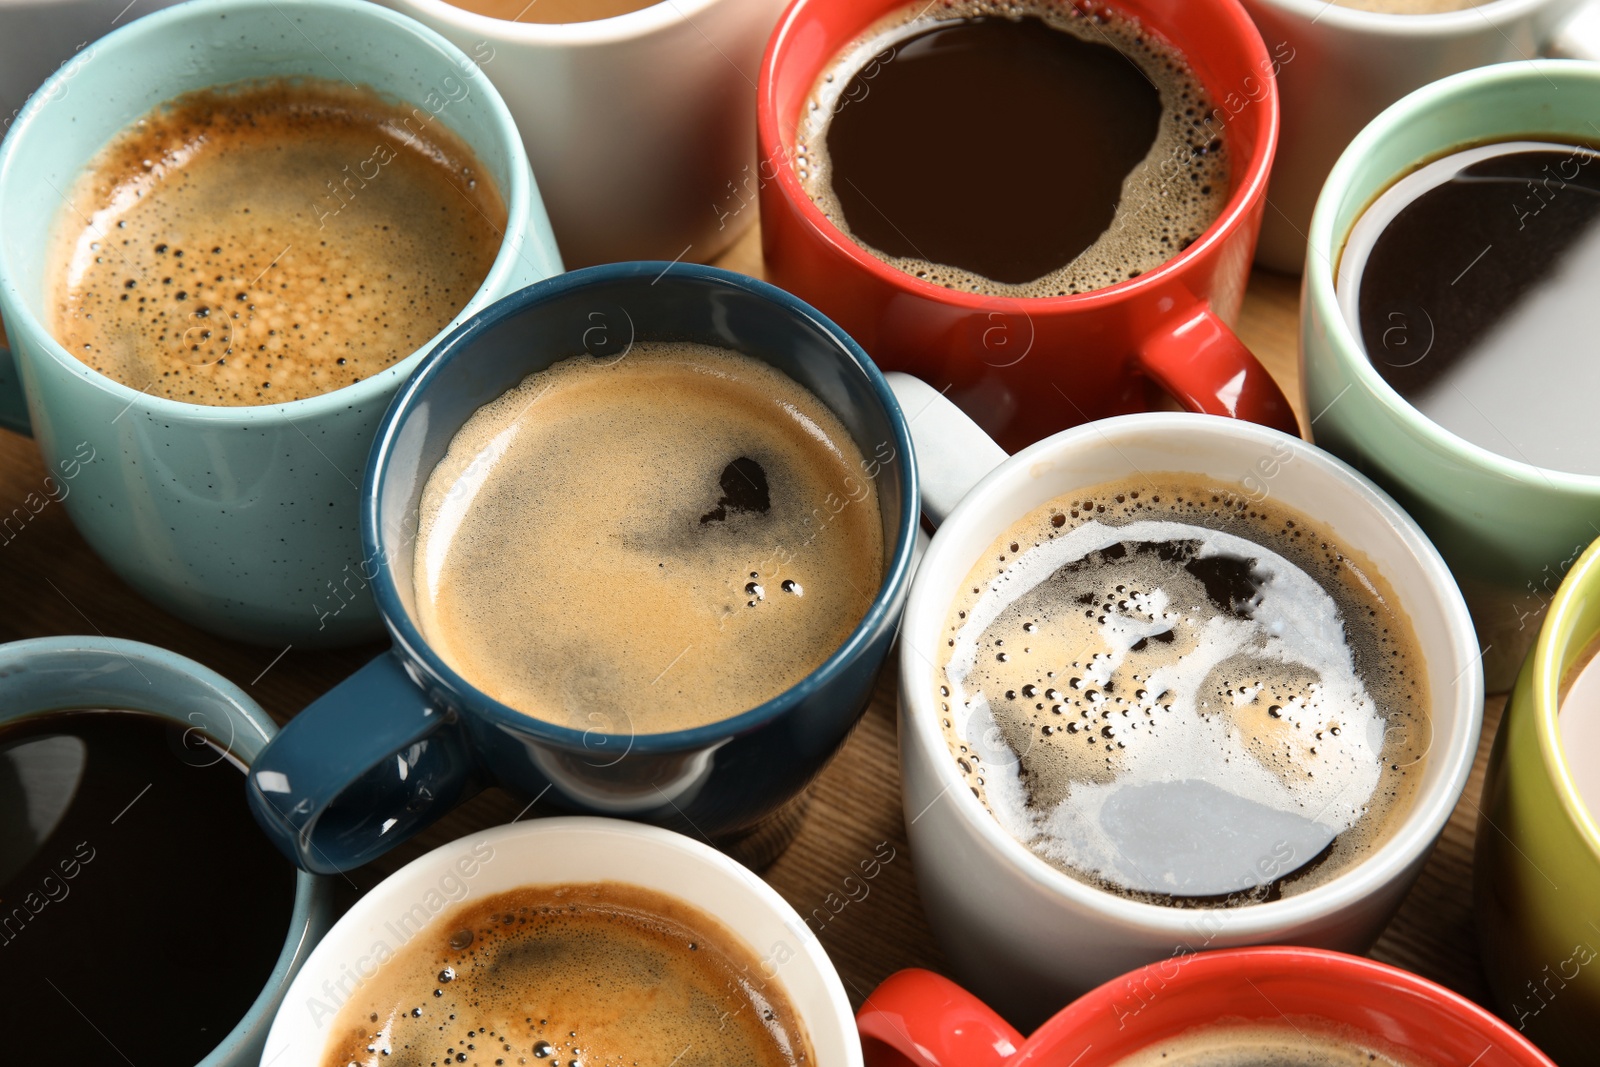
left=0, top=0, right=562, bottom=647
left=1300, top=60, right=1600, bottom=692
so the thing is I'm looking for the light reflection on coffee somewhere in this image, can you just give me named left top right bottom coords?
left=413, top=342, right=885, bottom=734
left=795, top=1, right=1230, bottom=295
left=319, top=882, right=813, bottom=1067
left=935, top=472, right=1429, bottom=906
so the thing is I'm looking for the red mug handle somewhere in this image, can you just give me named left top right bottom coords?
left=1136, top=301, right=1299, bottom=437
left=857, top=969, right=1025, bottom=1067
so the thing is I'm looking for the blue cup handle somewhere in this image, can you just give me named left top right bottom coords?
left=0, top=344, right=32, bottom=436
left=246, top=650, right=479, bottom=874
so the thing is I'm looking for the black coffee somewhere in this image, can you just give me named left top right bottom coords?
left=1351, top=142, right=1600, bottom=476
left=797, top=2, right=1229, bottom=295
left=0, top=709, right=299, bottom=1063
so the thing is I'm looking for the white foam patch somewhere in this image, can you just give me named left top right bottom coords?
left=944, top=519, right=1385, bottom=887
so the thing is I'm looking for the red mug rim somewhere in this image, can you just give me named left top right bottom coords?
left=1034, top=946, right=1553, bottom=1065
left=755, top=0, right=1281, bottom=312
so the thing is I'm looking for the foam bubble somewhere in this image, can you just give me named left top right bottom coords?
left=795, top=0, right=1231, bottom=297
left=49, top=79, right=506, bottom=406
left=316, top=882, right=811, bottom=1067
left=414, top=342, right=885, bottom=734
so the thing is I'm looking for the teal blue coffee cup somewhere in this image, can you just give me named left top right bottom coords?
left=0, top=635, right=334, bottom=1066
left=0, top=0, right=562, bottom=647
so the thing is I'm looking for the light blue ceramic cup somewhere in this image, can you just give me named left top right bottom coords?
left=0, top=0, right=562, bottom=647
left=0, top=635, right=334, bottom=1067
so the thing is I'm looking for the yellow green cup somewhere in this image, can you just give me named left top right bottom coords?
left=1474, top=536, right=1600, bottom=1065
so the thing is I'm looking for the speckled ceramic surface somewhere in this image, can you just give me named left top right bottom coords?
left=0, top=0, right=563, bottom=647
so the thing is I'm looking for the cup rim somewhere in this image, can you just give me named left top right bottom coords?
left=381, top=0, right=726, bottom=45
left=1247, top=0, right=1552, bottom=35
left=0, top=635, right=333, bottom=1067
left=363, top=260, right=920, bottom=754
left=899, top=411, right=1483, bottom=934
left=1530, top=537, right=1600, bottom=861
left=262, top=815, right=863, bottom=1066
left=1042, top=945, right=1554, bottom=1058
left=0, top=0, right=541, bottom=425
left=754, top=0, right=1279, bottom=312
left=1304, top=58, right=1600, bottom=491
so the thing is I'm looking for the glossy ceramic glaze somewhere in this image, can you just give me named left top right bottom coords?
left=889, top=375, right=1482, bottom=1028
left=1242, top=0, right=1596, bottom=273
left=0, top=635, right=333, bottom=1067
left=247, top=263, right=919, bottom=875
left=0, top=0, right=562, bottom=646
left=757, top=0, right=1295, bottom=453
left=1301, top=60, right=1600, bottom=691
left=1475, top=538, right=1600, bottom=1063
left=261, top=818, right=863, bottom=1067
left=857, top=949, right=1555, bottom=1067
left=377, top=0, right=788, bottom=267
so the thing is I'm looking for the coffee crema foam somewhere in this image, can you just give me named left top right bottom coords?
left=936, top=473, right=1429, bottom=906
left=50, top=79, right=507, bottom=406
left=1112, top=1024, right=1430, bottom=1067
left=795, top=0, right=1230, bottom=296
left=320, top=882, right=812, bottom=1067
left=414, top=342, right=885, bottom=734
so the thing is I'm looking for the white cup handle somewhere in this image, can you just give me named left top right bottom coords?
left=886, top=372, right=1010, bottom=528
left=1549, top=1, right=1600, bottom=59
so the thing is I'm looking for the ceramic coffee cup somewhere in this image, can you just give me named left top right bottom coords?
left=757, top=0, right=1297, bottom=454
left=857, top=948, right=1555, bottom=1067
left=1474, top=537, right=1600, bottom=1064
left=1300, top=60, right=1600, bottom=692
left=0, top=0, right=563, bottom=647
left=376, top=0, right=788, bottom=268
left=245, top=263, right=918, bottom=875
left=260, top=817, right=863, bottom=1067
left=887, top=372, right=1482, bottom=1028
left=0, top=635, right=333, bottom=1067
left=1241, top=0, right=1600, bottom=274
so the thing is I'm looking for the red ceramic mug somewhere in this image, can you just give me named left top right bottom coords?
left=757, top=0, right=1296, bottom=453
left=857, top=948, right=1556, bottom=1067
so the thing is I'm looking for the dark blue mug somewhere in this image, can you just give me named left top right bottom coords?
left=246, top=262, right=918, bottom=874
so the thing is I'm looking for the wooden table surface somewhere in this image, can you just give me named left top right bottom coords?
left=0, top=222, right=1508, bottom=1026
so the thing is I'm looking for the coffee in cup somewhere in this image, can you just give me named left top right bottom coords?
left=935, top=471, right=1429, bottom=906
left=795, top=1, right=1229, bottom=295
left=49, top=78, right=507, bottom=406
left=413, top=341, right=886, bottom=734
left=319, top=881, right=811, bottom=1067
left=0, top=708, right=300, bottom=1062
left=1111, top=1024, right=1420, bottom=1067
left=1337, top=140, right=1600, bottom=476
left=441, top=0, right=663, bottom=22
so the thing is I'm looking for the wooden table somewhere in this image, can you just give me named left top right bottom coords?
left=0, top=223, right=1506, bottom=1025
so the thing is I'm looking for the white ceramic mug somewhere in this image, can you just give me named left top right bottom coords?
left=260, top=816, right=862, bottom=1066
left=1240, top=0, right=1600, bottom=274
left=373, top=0, right=788, bottom=268
left=887, top=372, right=1484, bottom=1030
